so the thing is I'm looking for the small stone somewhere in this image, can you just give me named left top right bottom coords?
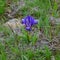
left=4, top=18, right=23, bottom=35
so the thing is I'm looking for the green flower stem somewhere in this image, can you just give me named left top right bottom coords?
left=27, top=31, right=31, bottom=43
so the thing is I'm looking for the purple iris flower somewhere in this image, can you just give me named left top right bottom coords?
left=22, top=15, right=38, bottom=31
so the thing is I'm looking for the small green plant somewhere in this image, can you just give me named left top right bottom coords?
left=21, top=15, right=38, bottom=44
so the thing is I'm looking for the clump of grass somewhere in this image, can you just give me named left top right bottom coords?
left=55, top=54, right=60, bottom=60
left=0, top=0, right=6, bottom=14
left=0, top=43, right=7, bottom=60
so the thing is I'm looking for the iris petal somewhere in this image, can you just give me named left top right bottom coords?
left=21, top=19, right=25, bottom=24
left=34, top=20, right=38, bottom=24
left=26, top=27, right=31, bottom=31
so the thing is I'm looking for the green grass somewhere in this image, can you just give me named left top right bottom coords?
left=0, top=0, right=6, bottom=14
left=0, top=0, right=60, bottom=60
